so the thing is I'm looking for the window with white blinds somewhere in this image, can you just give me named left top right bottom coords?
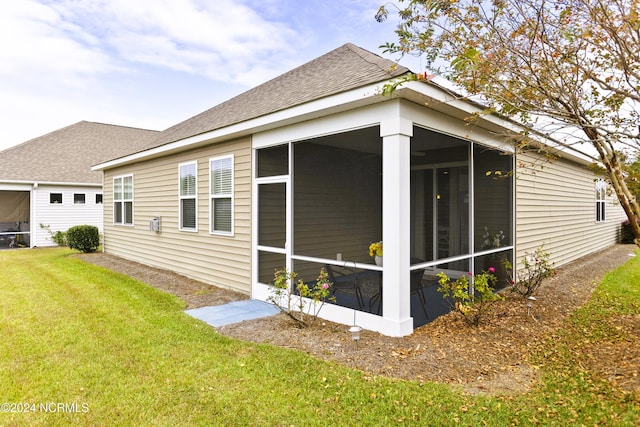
left=595, top=179, right=606, bottom=223
left=179, top=161, right=197, bottom=230
left=210, top=155, right=233, bottom=234
left=114, top=175, right=133, bottom=225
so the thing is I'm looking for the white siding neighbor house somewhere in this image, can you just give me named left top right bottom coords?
left=93, top=44, right=624, bottom=337
left=0, top=121, right=158, bottom=248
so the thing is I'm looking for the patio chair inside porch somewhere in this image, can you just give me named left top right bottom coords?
left=325, top=264, right=380, bottom=311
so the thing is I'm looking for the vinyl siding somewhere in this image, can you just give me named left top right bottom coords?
left=34, top=184, right=103, bottom=247
left=102, top=138, right=252, bottom=293
left=515, top=151, right=625, bottom=268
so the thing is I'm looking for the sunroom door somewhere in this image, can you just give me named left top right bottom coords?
left=257, top=180, right=288, bottom=284
left=255, top=143, right=290, bottom=285
left=410, top=164, right=469, bottom=263
left=436, top=165, right=469, bottom=260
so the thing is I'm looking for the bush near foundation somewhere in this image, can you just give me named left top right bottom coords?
left=621, top=218, right=640, bottom=244
left=66, top=225, right=100, bottom=253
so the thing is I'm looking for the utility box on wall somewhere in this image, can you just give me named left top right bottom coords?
left=149, top=217, right=161, bottom=233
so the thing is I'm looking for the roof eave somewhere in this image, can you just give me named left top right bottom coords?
left=0, top=180, right=102, bottom=187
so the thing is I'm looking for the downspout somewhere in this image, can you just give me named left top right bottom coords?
left=31, top=182, right=38, bottom=248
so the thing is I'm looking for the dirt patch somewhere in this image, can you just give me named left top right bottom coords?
left=75, top=254, right=248, bottom=309
left=77, top=245, right=640, bottom=396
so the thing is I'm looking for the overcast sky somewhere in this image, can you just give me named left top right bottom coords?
left=0, top=0, right=425, bottom=151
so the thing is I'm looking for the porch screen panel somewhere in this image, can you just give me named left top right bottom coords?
left=474, top=249, right=513, bottom=291
left=473, top=146, right=513, bottom=251
left=258, top=251, right=285, bottom=284
left=0, top=191, right=30, bottom=222
left=410, top=169, right=434, bottom=262
left=436, top=166, right=469, bottom=260
left=293, top=127, right=382, bottom=263
left=257, top=144, right=288, bottom=177
left=258, top=183, right=286, bottom=248
left=410, top=127, right=469, bottom=264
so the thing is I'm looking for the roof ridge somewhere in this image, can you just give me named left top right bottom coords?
left=81, top=121, right=160, bottom=133
left=343, top=43, right=409, bottom=76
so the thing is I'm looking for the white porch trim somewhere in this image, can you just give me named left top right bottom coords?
left=380, top=116, right=414, bottom=336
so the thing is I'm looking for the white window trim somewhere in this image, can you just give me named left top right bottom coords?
left=113, top=174, right=134, bottom=226
left=49, top=192, right=63, bottom=205
left=209, top=154, right=234, bottom=236
left=179, top=161, right=198, bottom=232
left=74, top=193, right=86, bottom=204
left=595, top=179, right=606, bottom=223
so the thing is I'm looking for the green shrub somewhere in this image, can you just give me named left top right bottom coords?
left=620, top=218, right=640, bottom=244
left=66, top=225, right=100, bottom=253
left=39, top=224, right=67, bottom=246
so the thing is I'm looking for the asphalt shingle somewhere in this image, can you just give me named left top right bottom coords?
left=0, top=121, right=159, bottom=183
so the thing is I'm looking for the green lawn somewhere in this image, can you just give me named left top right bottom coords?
left=0, top=248, right=638, bottom=426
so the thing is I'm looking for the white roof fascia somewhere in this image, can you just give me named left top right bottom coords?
left=0, top=180, right=102, bottom=188
left=0, top=179, right=35, bottom=186
left=398, top=81, right=527, bottom=136
left=0, top=182, right=34, bottom=191
left=37, top=181, right=103, bottom=187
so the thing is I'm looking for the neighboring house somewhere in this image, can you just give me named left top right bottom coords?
left=0, top=121, right=158, bottom=248
left=93, top=44, right=624, bottom=337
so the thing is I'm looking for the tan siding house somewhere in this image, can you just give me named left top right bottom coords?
left=515, top=152, right=625, bottom=267
left=94, top=44, right=626, bottom=337
left=102, top=138, right=252, bottom=292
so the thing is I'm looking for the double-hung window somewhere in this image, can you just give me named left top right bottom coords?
left=179, top=161, right=198, bottom=231
left=114, top=175, right=133, bottom=225
left=595, top=179, right=606, bottom=223
left=210, top=155, right=233, bottom=234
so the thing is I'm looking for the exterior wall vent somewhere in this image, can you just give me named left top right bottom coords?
left=149, top=217, right=161, bottom=233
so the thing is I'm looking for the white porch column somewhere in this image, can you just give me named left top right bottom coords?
left=380, top=118, right=413, bottom=337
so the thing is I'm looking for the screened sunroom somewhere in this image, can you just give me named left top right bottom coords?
left=254, top=120, right=513, bottom=336
left=0, top=190, right=31, bottom=249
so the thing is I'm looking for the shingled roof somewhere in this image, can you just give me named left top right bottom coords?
left=138, top=43, right=410, bottom=152
left=0, top=121, right=159, bottom=184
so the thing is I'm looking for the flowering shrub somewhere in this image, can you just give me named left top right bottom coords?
left=437, top=268, right=504, bottom=326
left=369, top=241, right=383, bottom=257
left=504, top=245, right=555, bottom=298
left=267, top=267, right=335, bottom=327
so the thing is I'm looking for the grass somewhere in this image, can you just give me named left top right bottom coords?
left=0, top=248, right=638, bottom=426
